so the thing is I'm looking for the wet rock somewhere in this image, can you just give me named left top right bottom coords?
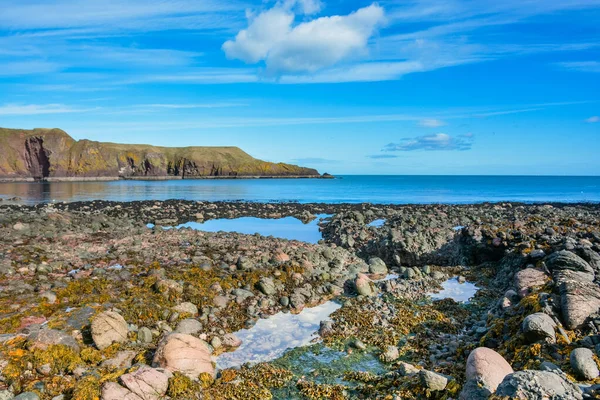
left=381, top=345, right=399, bottom=362
left=546, top=250, right=594, bottom=276
left=398, top=362, right=420, bottom=376
left=514, top=268, right=548, bottom=297
left=152, top=333, right=214, bottom=379
left=213, top=295, right=229, bottom=308
left=419, top=370, right=448, bottom=391
left=28, top=329, right=80, bottom=352
left=222, top=333, right=242, bottom=348
left=91, top=311, right=129, bottom=350
left=137, top=327, right=153, bottom=343
left=257, top=277, right=276, bottom=295
left=175, top=319, right=203, bottom=335
left=522, top=313, right=556, bottom=343
left=570, top=348, right=600, bottom=380
left=319, top=320, right=334, bottom=337
left=154, top=279, right=183, bottom=297
left=120, top=366, right=169, bottom=400
left=101, top=350, right=137, bottom=370
left=355, top=273, right=375, bottom=296
left=559, top=278, right=600, bottom=330
left=13, top=393, right=39, bottom=400
left=101, top=382, right=143, bottom=400
left=465, top=347, right=513, bottom=393
left=368, top=257, right=388, bottom=275
left=459, top=379, right=492, bottom=400
left=495, top=370, right=583, bottom=399
left=210, top=336, right=222, bottom=349
left=237, top=256, right=253, bottom=270
left=173, top=302, right=198, bottom=316
left=66, top=306, right=96, bottom=330
left=0, top=391, right=13, bottom=400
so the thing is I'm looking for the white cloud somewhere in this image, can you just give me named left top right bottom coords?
left=586, top=116, right=600, bottom=123
left=419, top=118, right=446, bottom=127
left=223, top=3, right=385, bottom=74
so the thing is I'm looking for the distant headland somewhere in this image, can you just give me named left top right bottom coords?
left=0, top=128, right=331, bottom=182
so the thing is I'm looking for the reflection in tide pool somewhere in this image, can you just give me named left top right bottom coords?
left=430, top=278, right=479, bottom=303
left=216, top=301, right=341, bottom=370
left=151, top=214, right=331, bottom=244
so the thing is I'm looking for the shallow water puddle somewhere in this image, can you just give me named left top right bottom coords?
left=215, top=301, right=341, bottom=370
left=368, top=219, right=386, bottom=227
left=148, top=214, right=331, bottom=244
left=430, top=277, right=479, bottom=303
left=270, top=344, right=387, bottom=399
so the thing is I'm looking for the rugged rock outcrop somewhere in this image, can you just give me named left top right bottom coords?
left=0, top=127, right=321, bottom=180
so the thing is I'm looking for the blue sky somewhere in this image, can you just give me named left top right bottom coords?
left=0, top=0, right=598, bottom=175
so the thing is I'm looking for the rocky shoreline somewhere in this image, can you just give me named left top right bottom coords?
left=1, top=201, right=600, bottom=399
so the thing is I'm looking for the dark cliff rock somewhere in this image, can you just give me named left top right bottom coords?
left=0, top=128, right=321, bottom=180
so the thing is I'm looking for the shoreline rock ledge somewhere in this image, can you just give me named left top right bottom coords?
left=0, top=127, right=327, bottom=181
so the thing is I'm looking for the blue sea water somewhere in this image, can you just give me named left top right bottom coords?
left=0, top=175, right=599, bottom=205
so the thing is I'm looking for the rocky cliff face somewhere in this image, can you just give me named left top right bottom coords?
left=0, top=128, right=321, bottom=180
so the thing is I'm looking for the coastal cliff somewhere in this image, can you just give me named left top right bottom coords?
left=0, top=128, right=322, bottom=181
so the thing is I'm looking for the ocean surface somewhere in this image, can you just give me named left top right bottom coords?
left=0, top=175, right=599, bottom=205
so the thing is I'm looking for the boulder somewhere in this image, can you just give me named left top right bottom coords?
left=514, top=268, right=548, bottom=297
left=152, top=333, right=214, bottom=379
left=101, top=382, right=143, bottom=400
left=173, top=302, right=198, bottom=316
left=28, top=329, right=80, bottom=352
left=558, top=277, right=600, bottom=330
left=419, top=370, right=448, bottom=391
left=495, top=370, right=583, bottom=399
left=101, top=350, right=137, bottom=370
left=257, top=277, right=276, bottom=295
left=91, top=311, right=129, bottom=350
left=570, top=348, right=600, bottom=380
left=465, top=347, right=513, bottom=393
left=354, top=273, right=375, bottom=296
left=175, top=319, right=203, bottom=335
left=459, top=380, right=492, bottom=400
left=368, top=257, right=388, bottom=275
left=222, top=333, right=242, bottom=348
left=522, top=313, right=556, bottom=343
left=545, top=251, right=594, bottom=275
left=120, top=366, right=169, bottom=400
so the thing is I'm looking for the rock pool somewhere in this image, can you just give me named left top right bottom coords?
left=216, top=301, right=341, bottom=370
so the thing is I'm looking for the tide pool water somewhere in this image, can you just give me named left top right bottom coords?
left=215, top=301, right=341, bottom=370
left=1, top=175, right=599, bottom=205
left=430, top=278, right=479, bottom=303
left=148, top=214, right=330, bottom=243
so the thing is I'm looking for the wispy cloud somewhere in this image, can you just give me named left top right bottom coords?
left=367, top=154, right=399, bottom=159
left=586, top=116, right=600, bottom=123
left=0, top=104, right=96, bottom=116
left=383, top=133, right=474, bottom=152
left=557, top=61, right=600, bottom=73
left=418, top=118, right=446, bottom=128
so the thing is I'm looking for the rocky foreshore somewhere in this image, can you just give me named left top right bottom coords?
left=1, top=201, right=600, bottom=399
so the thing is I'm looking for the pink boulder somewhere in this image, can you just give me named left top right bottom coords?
left=466, top=347, right=514, bottom=393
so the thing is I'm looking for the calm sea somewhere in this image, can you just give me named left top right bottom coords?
left=0, top=176, right=599, bottom=205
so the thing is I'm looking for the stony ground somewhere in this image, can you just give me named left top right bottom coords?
left=0, top=201, right=599, bottom=399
